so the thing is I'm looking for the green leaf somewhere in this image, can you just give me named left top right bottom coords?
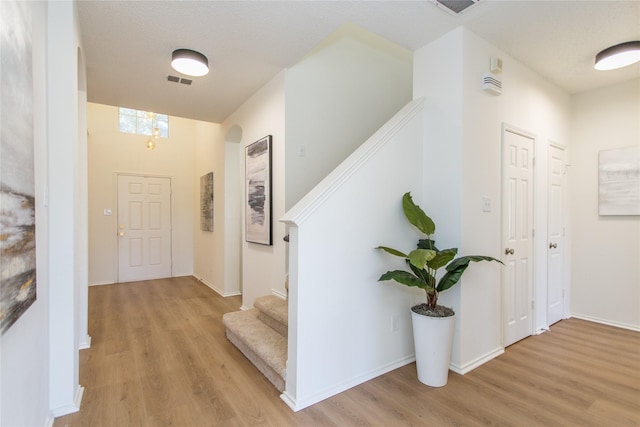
left=446, top=255, right=503, bottom=272
left=417, top=238, right=438, bottom=251
left=436, top=264, right=468, bottom=292
left=437, top=255, right=504, bottom=292
left=427, top=248, right=458, bottom=270
left=378, top=270, right=429, bottom=289
left=376, top=246, right=408, bottom=258
left=408, top=248, right=436, bottom=270
left=402, top=192, right=435, bottom=236
left=409, top=263, right=436, bottom=288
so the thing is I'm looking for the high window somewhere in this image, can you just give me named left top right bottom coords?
left=118, top=108, right=169, bottom=138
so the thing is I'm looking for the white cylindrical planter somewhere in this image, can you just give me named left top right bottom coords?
left=411, top=310, right=456, bottom=387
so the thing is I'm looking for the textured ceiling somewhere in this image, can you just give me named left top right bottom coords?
left=78, top=1, right=640, bottom=123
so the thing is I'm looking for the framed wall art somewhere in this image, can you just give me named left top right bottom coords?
left=200, top=172, right=213, bottom=231
left=599, top=146, right=640, bottom=216
left=245, top=135, right=272, bottom=245
left=0, top=0, right=37, bottom=334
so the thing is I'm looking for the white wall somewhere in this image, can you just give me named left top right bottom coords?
left=285, top=23, right=413, bottom=209
left=282, top=99, right=425, bottom=411
left=570, top=79, right=640, bottom=330
left=221, top=72, right=287, bottom=308
left=1, top=2, right=51, bottom=425
left=87, top=103, right=216, bottom=285
left=414, top=27, right=571, bottom=372
left=47, top=0, right=87, bottom=416
left=192, top=120, right=224, bottom=293
left=413, top=28, right=465, bottom=366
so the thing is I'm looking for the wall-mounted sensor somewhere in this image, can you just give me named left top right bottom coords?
left=490, top=57, right=503, bottom=73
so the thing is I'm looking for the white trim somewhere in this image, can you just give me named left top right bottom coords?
left=449, top=347, right=504, bottom=375
left=271, top=289, right=287, bottom=300
left=569, top=314, right=640, bottom=332
left=193, top=275, right=241, bottom=297
left=43, top=414, right=55, bottom=427
left=50, top=385, right=84, bottom=417
left=89, top=280, right=115, bottom=286
left=281, top=98, right=425, bottom=227
left=78, top=334, right=92, bottom=350
left=280, top=354, right=415, bottom=412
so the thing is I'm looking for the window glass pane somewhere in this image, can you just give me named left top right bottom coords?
left=118, top=107, right=169, bottom=137
left=155, top=119, right=169, bottom=138
left=119, top=114, right=137, bottom=134
left=119, top=107, right=137, bottom=117
left=138, top=117, right=153, bottom=136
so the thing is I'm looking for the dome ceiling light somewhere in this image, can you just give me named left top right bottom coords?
left=171, top=48, right=209, bottom=77
left=594, top=41, right=640, bottom=71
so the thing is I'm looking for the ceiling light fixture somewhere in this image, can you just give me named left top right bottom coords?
left=594, top=41, right=640, bottom=71
left=171, top=48, right=209, bottom=77
left=145, top=127, right=161, bottom=151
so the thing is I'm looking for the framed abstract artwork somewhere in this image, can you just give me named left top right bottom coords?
left=200, top=172, right=213, bottom=231
left=245, top=135, right=272, bottom=245
left=599, top=146, right=640, bottom=216
left=0, top=0, right=37, bottom=334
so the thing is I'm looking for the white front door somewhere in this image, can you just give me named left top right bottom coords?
left=502, top=128, right=534, bottom=347
left=547, top=144, right=566, bottom=325
left=117, top=175, right=172, bottom=282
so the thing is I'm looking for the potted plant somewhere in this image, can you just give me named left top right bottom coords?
left=377, top=192, right=502, bottom=386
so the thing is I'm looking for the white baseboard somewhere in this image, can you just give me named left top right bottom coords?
left=569, top=313, right=640, bottom=332
left=193, top=275, right=241, bottom=297
left=89, top=280, right=114, bottom=286
left=281, top=354, right=415, bottom=412
left=450, top=347, right=504, bottom=375
left=43, top=413, right=55, bottom=427
left=50, top=385, right=84, bottom=417
left=271, top=289, right=287, bottom=300
left=78, top=334, right=92, bottom=350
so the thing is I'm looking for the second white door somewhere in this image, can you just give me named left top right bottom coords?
left=117, top=175, right=172, bottom=282
left=547, top=144, right=566, bottom=325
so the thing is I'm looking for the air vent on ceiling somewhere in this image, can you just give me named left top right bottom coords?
left=430, top=0, right=481, bottom=15
left=167, top=75, right=193, bottom=85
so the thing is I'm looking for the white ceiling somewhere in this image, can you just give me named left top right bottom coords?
left=77, top=0, right=640, bottom=123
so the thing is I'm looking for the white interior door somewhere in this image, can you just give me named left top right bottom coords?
left=502, top=128, right=534, bottom=347
left=547, top=144, right=566, bottom=325
left=117, top=175, right=172, bottom=282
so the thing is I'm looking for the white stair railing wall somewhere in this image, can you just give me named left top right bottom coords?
left=280, top=98, right=427, bottom=411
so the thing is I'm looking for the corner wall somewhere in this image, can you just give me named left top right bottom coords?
left=413, top=27, right=571, bottom=372
left=192, top=121, right=224, bottom=293
left=570, top=79, right=640, bottom=330
left=221, top=72, right=287, bottom=307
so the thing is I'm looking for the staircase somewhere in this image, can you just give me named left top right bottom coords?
left=222, top=295, right=288, bottom=392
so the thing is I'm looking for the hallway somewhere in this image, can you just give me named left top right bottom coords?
left=55, top=277, right=639, bottom=426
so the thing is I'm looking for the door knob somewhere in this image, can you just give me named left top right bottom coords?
left=549, top=242, right=557, bottom=249
left=505, top=248, right=515, bottom=255
left=118, top=231, right=125, bottom=237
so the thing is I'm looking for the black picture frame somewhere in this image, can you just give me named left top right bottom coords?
left=245, top=135, right=272, bottom=245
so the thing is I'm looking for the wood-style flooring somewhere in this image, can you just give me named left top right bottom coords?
left=54, top=277, right=640, bottom=427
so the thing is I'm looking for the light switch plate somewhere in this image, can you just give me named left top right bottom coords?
left=482, top=197, right=491, bottom=212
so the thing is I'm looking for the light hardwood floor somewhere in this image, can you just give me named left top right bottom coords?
left=55, top=277, right=640, bottom=427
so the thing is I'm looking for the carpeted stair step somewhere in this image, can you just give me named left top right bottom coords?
left=222, top=308, right=287, bottom=392
left=254, top=295, right=288, bottom=338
